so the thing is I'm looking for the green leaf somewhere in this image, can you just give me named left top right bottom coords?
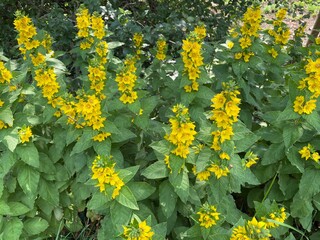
left=110, top=201, right=132, bottom=230
left=70, top=129, right=94, bottom=155
left=17, top=165, right=40, bottom=196
left=23, top=217, right=49, bottom=235
left=16, top=143, right=39, bottom=168
left=152, top=222, right=168, bottom=240
left=150, top=140, right=171, bottom=156
left=118, top=165, right=140, bottom=183
left=87, top=192, right=111, bottom=210
left=116, top=186, right=139, bottom=210
left=7, top=202, right=30, bottom=216
left=283, top=125, right=303, bottom=148
left=127, top=182, right=156, bottom=201
left=0, top=200, right=11, bottom=215
left=111, top=128, right=136, bottom=143
left=38, top=179, right=59, bottom=206
left=108, top=41, right=124, bottom=49
left=93, top=138, right=111, bottom=156
left=169, top=170, right=189, bottom=203
left=0, top=150, right=16, bottom=177
left=0, top=107, right=13, bottom=126
left=298, top=168, right=320, bottom=199
left=2, top=217, right=23, bottom=240
left=286, top=146, right=305, bottom=173
left=261, top=143, right=285, bottom=165
left=233, top=122, right=260, bottom=152
left=290, top=193, right=313, bottom=218
left=2, top=133, right=19, bottom=152
left=277, top=104, right=300, bottom=122
left=141, top=161, right=168, bottom=179
left=159, top=180, right=177, bottom=218
left=303, top=111, right=320, bottom=132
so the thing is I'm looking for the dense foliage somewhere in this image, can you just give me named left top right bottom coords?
left=1, top=1, right=320, bottom=240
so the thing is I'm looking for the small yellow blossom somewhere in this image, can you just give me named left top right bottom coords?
left=19, top=126, right=33, bottom=143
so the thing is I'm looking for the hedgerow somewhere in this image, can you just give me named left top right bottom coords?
left=0, top=1, right=320, bottom=240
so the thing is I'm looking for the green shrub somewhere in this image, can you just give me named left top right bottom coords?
left=0, top=2, right=320, bottom=240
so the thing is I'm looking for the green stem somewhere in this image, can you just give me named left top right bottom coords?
left=262, top=172, right=278, bottom=202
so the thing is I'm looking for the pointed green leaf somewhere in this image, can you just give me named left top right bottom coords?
left=7, top=202, right=30, bottom=216
left=283, top=125, right=303, bottom=148
left=116, top=186, right=139, bottom=210
left=159, top=180, right=177, bottom=218
left=298, top=168, right=320, bottom=199
left=16, top=143, right=39, bottom=168
left=38, top=179, right=59, bottom=206
left=70, top=129, right=94, bottom=155
left=127, top=182, right=156, bottom=201
left=87, top=192, right=111, bottom=210
left=261, top=143, right=285, bottom=165
left=23, top=217, right=49, bottom=235
left=17, top=165, right=40, bottom=196
left=141, top=161, right=168, bottom=179
left=169, top=170, right=189, bottom=203
left=2, top=217, right=23, bottom=240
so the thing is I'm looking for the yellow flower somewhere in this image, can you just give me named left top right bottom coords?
left=226, top=40, right=234, bottom=49
left=197, top=204, right=220, bottom=228
left=208, top=164, right=229, bottom=179
left=19, top=126, right=33, bottom=143
left=91, top=155, right=124, bottom=198
left=196, top=170, right=211, bottom=181
left=234, top=52, right=242, bottom=60
left=268, top=48, right=278, bottom=58
left=267, top=207, right=287, bottom=228
left=303, top=99, right=316, bottom=114
left=122, top=220, right=154, bottom=240
left=293, top=96, right=305, bottom=114
left=239, top=37, right=252, bottom=49
left=92, top=132, right=111, bottom=142
left=299, top=145, right=311, bottom=160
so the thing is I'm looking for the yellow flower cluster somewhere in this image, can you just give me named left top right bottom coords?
left=155, top=37, right=167, bottom=61
left=61, top=94, right=108, bottom=131
left=76, top=8, right=91, bottom=39
left=122, top=220, right=154, bottom=240
left=268, top=47, right=278, bottom=59
left=263, top=207, right=287, bottom=228
left=234, top=6, right=261, bottom=62
left=193, top=24, right=207, bottom=41
left=242, top=151, right=259, bottom=168
left=14, top=14, right=59, bottom=104
left=231, top=207, right=287, bottom=240
left=195, top=162, right=230, bottom=181
left=14, top=14, right=38, bottom=56
left=116, top=55, right=138, bottom=104
left=299, top=143, right=320, bottom=163
left=231, top=217, right=271, bottom=240
left=34, top=67, right=60, bottom=101
left=0, top=61, right=13, bottom=84
left=294, top=58, right=320, bottom=115
left=181, top=27, right=205, bottom=92
left=268, top=8, right=290, bottom=46
left=76, top=8, right=106, bottom=48
left=91, top=155, right=124, bottom=199
left=210, top=83, right=241, bottom=151
left=133, top=32, right=143, bottom=57
left=165, top=104, right=197, bottom=159
left=18, top=126, right=33, bottom=143
left=0, top=120, right=9, bottom=130
left=88, top=63, right=107, bottom=95
left=197, top=203, right=220, bottom=228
